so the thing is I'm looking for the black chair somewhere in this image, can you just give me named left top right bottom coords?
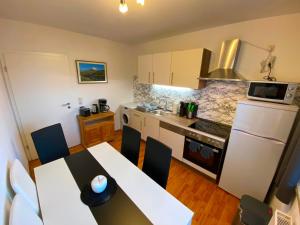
left=121, top=126, right=141, bottom=166
left=142, top=137, right=172, bottom=189
left=31, top=123, right=70, bottom=164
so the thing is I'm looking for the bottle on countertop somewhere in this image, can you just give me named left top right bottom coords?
left=172, top=102, right=179, bottom=115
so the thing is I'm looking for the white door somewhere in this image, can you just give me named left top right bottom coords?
left=3, top=52, right=78, bottom=160
left=219, top=129, right=285, bottom=201
left=171, top=49, right=203, bottom=89
left=142, top=115, right=159, bottom=141
left=138, top=54, right=153, bottom=84
left=159, top=127, right=185, bottom=160
left=153, top=52, right=172, bottom=85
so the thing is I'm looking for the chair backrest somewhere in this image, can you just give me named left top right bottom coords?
left=142, top=137, right=172, bottom=189
left=31, top=123, right=70, bottom=164
left=121, top=126, right=141, bottom=166
left=9, top=194, right=43, bottom=225
left=10, top=159, right=40, bottom=214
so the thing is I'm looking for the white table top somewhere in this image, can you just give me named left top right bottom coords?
left=35, top=142, right=193, bottom=225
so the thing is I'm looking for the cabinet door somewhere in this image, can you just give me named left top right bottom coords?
left=159, top=127, right=185, bottom=160
left=153, top=52, right=172, bottom=85
left=130, top=111, right=143, bottom=133
left=138, top=54, right=153, bottom=84
left=84, top=124, right=102, bottom=147
left=99, top=122, right=115, bottom=142
left=171, top=49, right=204, bottom=89
left=142, top=115, right=159, bottom=141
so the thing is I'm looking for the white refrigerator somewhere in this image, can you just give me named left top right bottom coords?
left=219, top=100, right=298, bottom=201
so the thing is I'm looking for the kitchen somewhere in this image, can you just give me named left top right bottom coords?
left=1, top=2, right=300, bottom=225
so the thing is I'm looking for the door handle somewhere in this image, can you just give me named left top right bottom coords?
left=148, top=72, right=151, bottom=83
left=62, top=102, right=71, bottom=109
left=152, top=72, right=155, bottom=83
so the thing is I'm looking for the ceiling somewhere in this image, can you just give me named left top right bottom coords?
left=0, top=0, right=300, bottom=44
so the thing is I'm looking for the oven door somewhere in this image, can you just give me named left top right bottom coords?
left=183, top=137, right=222, bottom=174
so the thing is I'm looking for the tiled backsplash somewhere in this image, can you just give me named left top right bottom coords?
left=134, top=79, right=300, bottom=125
left=134, top=80, right=248, bottom=125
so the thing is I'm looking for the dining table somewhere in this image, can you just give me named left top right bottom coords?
left=34, top=142, right=194, bottom=225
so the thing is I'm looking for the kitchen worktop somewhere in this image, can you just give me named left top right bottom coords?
left=121, top=102, right=226, bottom=142
left=122, top=102, right=196, bottom=126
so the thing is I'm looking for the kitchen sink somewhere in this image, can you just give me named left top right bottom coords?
left=149, top=109, right=172, bottom=116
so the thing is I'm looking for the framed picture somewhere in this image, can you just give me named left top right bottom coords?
left=76, top=60, right=108, bottom=84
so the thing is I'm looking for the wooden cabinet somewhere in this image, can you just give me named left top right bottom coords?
left=138, top=48, right=211, bottom=89
left=142, top=115, right=159, bottom=141
left=152, top=52, right=172, bottom=85
left=171, top=48, right=211, bottom=89
left=159, top=127, right=185, bottom=161
left=138, top=54, right=153, bottom=84
left=77, top=112, right=114, bottom=148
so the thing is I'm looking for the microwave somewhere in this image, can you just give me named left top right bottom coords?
left=247, top=81, right=298, bottom=104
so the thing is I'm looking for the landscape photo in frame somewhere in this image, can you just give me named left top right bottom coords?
left=76, top=60, right=107, bottom=83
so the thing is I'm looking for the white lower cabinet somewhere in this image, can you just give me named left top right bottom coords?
left=159, top=127, right=185, bottom=160
left=129, top=111, right=159, bottom=141
left=142, top=115, right=159, bottom=141
left=129, top=111, right=143, bottom=133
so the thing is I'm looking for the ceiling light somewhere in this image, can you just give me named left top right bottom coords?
left=137, top=0, right=144, bottom=6
left=119, top=0, right=128, bottom=14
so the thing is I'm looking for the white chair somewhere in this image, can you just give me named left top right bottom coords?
left=9, top=194, right=43, bottom=225
left=10, top=159, right=40, bottom=214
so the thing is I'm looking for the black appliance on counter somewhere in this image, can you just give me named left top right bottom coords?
left=98, top=99, right=110, bottom=112
left=79, top=106, right=91, bottom=117
left=179, top=101, right=188, bottom=117
left=183, top=118, right=231, bottom=182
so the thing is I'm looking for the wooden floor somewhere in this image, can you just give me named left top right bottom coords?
left=29, top=130, right=239, bottom=225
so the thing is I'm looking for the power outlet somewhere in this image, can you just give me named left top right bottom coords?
left=260, top=56, right=276, bottom=73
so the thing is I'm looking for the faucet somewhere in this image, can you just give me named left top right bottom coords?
left=159, top=97, right=169, bottom=111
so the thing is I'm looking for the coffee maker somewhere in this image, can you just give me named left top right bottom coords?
left=98, top=99, right=110, bottom=112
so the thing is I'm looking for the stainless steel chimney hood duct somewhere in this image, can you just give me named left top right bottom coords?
left=200, top=38, right=244, bottom=81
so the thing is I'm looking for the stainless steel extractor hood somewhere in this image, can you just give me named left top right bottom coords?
left=200, top=38, right=244, bottom=81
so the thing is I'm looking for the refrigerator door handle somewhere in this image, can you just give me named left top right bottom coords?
left=232, top=129, right=285, bottom=145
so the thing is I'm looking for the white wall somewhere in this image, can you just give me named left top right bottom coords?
left=136, top=13, right=300, bottom=82
left=0, top=68, right=27, bottom=225
left=0, top=19, right=137, bottom=151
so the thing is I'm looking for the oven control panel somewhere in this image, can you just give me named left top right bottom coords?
left=185, top=131, right=225, bottom=149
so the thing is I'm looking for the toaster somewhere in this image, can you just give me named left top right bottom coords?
left=79, top=107, right=91, bottom=117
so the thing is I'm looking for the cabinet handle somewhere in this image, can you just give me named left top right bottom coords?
left=152, top=72, right=155, bottom=83
left=148, top=72, right=151, bottom=83
left=140, top=121, right=142, bottom=130
left=171, top=72, right=174, bottom=85
left=144, top=117, right=146, bottom=127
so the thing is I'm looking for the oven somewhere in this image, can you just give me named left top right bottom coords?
left=183, top=137, right=223, bottom=175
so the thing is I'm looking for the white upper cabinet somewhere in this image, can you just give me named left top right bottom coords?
left=138, top=48, right=211, bottom=89
left=152, top=52, right=172, bottom=85
left=171, top=49, right=209, bottom=89
left=138, top=54, right=153, bottom=84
